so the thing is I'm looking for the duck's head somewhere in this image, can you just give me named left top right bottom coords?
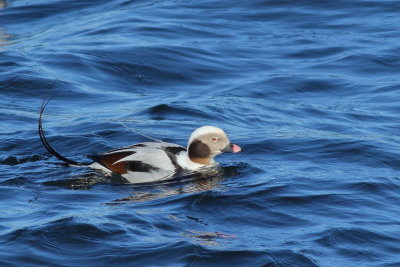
left=187, top=126, right=241, bottom=165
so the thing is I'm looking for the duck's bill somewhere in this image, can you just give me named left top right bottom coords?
left=221, top=143, right=242, bottom=153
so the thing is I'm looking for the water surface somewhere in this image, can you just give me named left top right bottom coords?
left=1, top=0, right=400, bottom=266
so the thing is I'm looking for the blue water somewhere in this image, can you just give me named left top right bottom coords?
left=1, top=0, right=400, bottom=266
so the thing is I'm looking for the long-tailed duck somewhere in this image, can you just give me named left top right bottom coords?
left=39, top=100, right=241, bottom=183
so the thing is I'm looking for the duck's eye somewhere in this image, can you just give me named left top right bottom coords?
left=211, top=137, right=219, bottom=142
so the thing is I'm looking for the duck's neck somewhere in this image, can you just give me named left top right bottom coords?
left=176, top=152, right=211, bottom=171
left=189, top=156, right=213, bottom=165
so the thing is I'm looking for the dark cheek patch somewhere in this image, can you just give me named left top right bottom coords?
left=188, top=140, right=211, bottom=159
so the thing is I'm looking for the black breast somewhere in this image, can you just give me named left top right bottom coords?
left=163, top=146, right=186, bottom=171
left=164, top=146, right=186, bottom=155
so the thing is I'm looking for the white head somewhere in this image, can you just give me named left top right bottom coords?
left=187, top=126, right=241, bottom=165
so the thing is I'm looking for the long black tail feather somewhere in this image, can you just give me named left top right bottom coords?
left=38, top=97, right=90, bottom=166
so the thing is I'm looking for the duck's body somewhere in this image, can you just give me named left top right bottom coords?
left=88, top=142, right=195, bottom=183
left=39, top=100, right=241, bottom=184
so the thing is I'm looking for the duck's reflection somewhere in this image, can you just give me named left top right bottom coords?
left=0, top=0, right=6, bottom=9
left=181, top=230, right=237, bottom=247
left=43, top=164, right=244, bottom=202
left=44, top=167, right=236, bottom=202
left=0, top=30, right=11, bottom=50
left=107, top=168, right=226, bottom=204
left=0, top=1, right=12, bottom=51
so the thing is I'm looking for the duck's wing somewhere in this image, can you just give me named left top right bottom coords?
left=88, top=150, right=146, bottom=174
